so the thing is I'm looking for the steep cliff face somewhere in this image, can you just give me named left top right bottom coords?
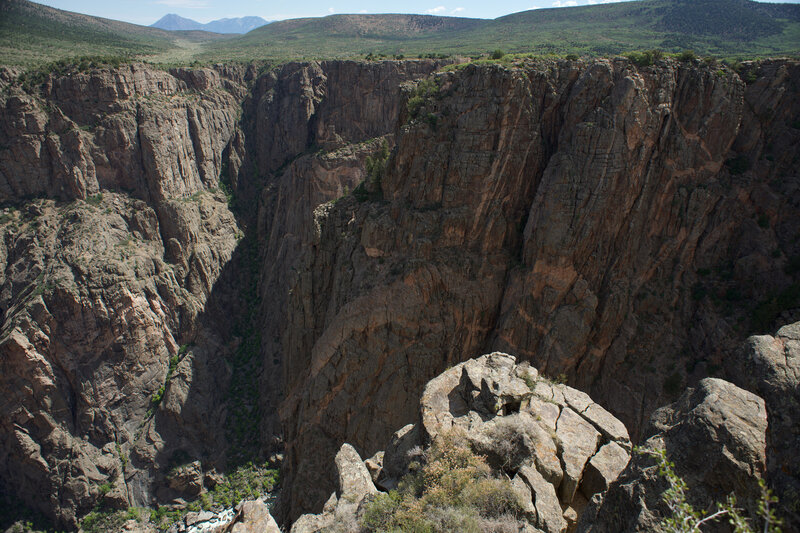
left=280, top=59, right=800, bottom=518
left=0, top=64, right=249, bottom=526
left=0, top=56, right=797, bottom=529
left=0, top=59, right=445, bottom=528
left=244, top=60, right=446, bottom=441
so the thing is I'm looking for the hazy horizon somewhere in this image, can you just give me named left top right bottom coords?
left=29, top=0, right=800, bottom=27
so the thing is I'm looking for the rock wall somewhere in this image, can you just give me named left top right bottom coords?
left=279, top=58, right=800, bottom=518
left=244, top=60, right=446, bottom=441
left=0, top=64, right=250, bottom=526
left=0, top=57, right=797, bottom=529
left=0, top=59, right=446, bottom=528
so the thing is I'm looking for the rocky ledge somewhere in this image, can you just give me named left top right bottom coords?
left=290, top=350, right=776, bottom=533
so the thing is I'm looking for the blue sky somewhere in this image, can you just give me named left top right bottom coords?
left=33, top=0, right=800, bottom=26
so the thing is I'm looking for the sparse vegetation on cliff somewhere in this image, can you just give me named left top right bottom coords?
left=642, top=447, right=782, bottom=533
left=354, top=139, right=390, bottom=202
left=362, top=430, right=527, bottom=532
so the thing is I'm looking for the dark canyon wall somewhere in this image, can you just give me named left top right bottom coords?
left=278, top=58, right=800, bottom=518
left=0, top=57, right=797, bottom=527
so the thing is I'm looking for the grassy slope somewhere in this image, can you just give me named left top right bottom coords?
left=1, top=0, right=798, bottom=69
left=198, top=14, right=485, bottom=61
left=0, top=0, right=227, bottom=67
left=199, top=0, right=800, bottom=61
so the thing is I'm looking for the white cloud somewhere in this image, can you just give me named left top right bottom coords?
left=451, top=6, right=465, bottom=14
left=154, top=0, right=209, bottom=8
left=328, top=6, right=335, bottom=13
left=359, top=9, right=367, bottom=12
left=552, top=0, right=577, bottom=6
left=425, top=6, right=446, bottom=14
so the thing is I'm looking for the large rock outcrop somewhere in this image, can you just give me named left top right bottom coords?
left=730, top=321, right=800, bottom=528
left=280, top=58, right=800, bottom=518
left=293, top=353, right=631, bottom=533
left=578, top=378, right=768, bottom=532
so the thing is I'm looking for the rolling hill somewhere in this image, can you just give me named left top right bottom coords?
left=0, top=0, right=799, bottom=68
left=0, top=0, right=228, bottom=67
left=198, top=0, right=800, bottom=61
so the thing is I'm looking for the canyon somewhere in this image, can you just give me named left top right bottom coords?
left=0, top=56, right=798, bottom=530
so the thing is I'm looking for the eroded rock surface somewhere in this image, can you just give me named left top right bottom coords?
left=280, top=58, right=800, bottom=519
left=730, top=321, right=800, bottom=528
left=296, top=353, right=631, bottom=533
left=0, top=63, right=248, bottom=525
left=578, top=378, right=768, bottom=532
left=0, top=58, right=447, bottom=528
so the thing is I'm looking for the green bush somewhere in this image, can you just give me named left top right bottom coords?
left=677, top=50, right=697, bottom=62
left=355, top=139, right=390, bottom=202
left=626, top=49, right=663, bottom=67
left=406, top=77, right=439, bottom=119
left=565, top=53, right=579, bottom=61
left=626, top=52, right=651, bottom=67
left=751, top=282, right=800, bottom=332
left=490, top=49, right=505, bottom=60
left=662, top=372, right=683, bottom=397
left=80, top=508, right=142, bottom=533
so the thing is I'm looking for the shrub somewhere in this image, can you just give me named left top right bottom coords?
left=663, top=372, right=683, bottom=396
left=461, top=478, right=524, bottom=518
left=361, top=430, right=526, bottom=532
left=85, top=193, right=103, bottom=206
left=490, top=49, right=505, bottom=60
left=677, top=50, right=697, bottom=62
left=80, top=508, right=143, bottom=533
left=626, top=51, right=652, bottom=67
left=355, top=140, right=390, bottom=202
left=627, top=49, right=664, bottom=67
left=565, top=53, right=579, bottom=61
left=751, top=282, right=800, bottom=332
left=406, top=77, right=439, bottom=118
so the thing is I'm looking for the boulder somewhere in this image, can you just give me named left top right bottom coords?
left=579, top=441, right=630, bottom=498
left=578, top=378, right=768, bottom=533
left=519, top=464, right=567, bottom=533
left=223, top=500, right=280, bottom=533
left=167, top=461, right=204, bottom=496
left=730, top=321, right=800, bottom=529
left=335, top=444, right=378, bottom=504
left=290, top=354, right=631, bottom=532
left=556, top=407, right=601, bottom=503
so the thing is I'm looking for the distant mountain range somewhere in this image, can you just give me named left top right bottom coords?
left=151, top=14, right=270, bottom=34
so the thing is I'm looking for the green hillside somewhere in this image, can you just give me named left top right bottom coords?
left=0, top=0, right=227, bottom=67
left=197, top=14, right=484, bottom=61
left=0, top=0, right=798, bottom=69
left=444, top=0, right=800, bottom=58
left=197, top=0, right=800, bottom=61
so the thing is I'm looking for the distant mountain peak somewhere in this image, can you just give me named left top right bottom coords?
left=150, top=13, right=270, bottom=34
left=151, top=14, right=204, bottom=31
